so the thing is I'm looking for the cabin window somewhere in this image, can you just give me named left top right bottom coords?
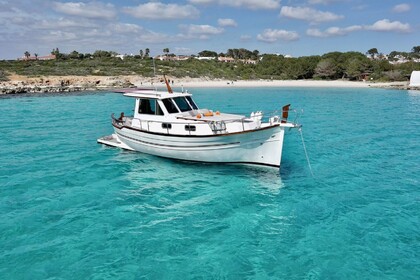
left=156, top=102, right=164, bottom=115
left=162, top=123, right=172, bottom=129
left=186, top=96, right=198, bottom=110
left=162, top=99, right=179, bottom=114
left=185, top=125, right=196, bottom=132
left=173, top=97, right=192, bottom=112
left=138, top=99, right=163, bottom=115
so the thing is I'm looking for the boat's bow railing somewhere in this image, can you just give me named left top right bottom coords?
left=265, top=105, right=303, bottom=127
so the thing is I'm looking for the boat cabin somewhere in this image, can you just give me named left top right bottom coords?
left=116, top=89, right=261, bottom=136
left=124, top=90, right=199, bottom=120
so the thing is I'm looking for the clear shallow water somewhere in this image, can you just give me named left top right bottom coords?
left=1, top=87, right=419, bottom=279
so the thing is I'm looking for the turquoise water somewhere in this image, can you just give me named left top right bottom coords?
left=1, top=87, right=419, bottom=279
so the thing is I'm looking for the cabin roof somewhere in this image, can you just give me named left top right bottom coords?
left=122, top=89, right=192, bottom=99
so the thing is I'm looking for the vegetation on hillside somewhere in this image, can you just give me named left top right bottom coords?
left=1, top=47, right=419, bottom=82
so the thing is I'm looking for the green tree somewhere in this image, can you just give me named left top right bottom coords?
left=389, top=51, right=399, bottom=61
left=163, top=48, right=170, bottom=56
left=68, top=50, right=81, bottom=59
left=92, top=50, right=117, bottom=58
left=346, top=58, right=367, bottom=80
left=198, top=50, right=218, bottom=57
left=51, top=48, right=60, bottom=56
left=145, top=48, right=150, bottom=58
left=24, top=51, right=30, bottom=59
left=412, top=46, right=420, bottom=54
left=252, top=50, right=260, bottom=60
left=367, top=48, right=378, bottom=59
left=256, top=54, right=285, bottom=78
left=314, top=59, right=337, bottom=79
left=139, top=50, right=144, bottom=58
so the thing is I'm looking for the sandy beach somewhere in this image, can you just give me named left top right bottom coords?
left=0, top=74, right=412, bottom=94
left=174, top=78, right=407, bottom=89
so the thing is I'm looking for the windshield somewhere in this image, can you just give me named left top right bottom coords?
left=173, top=97, right=192, bottom=112
left=162, top=98, right=179, bottom=114
left=186, top=96, right=198, bottom=110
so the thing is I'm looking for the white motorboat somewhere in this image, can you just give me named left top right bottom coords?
left=98, top=78, right=301, bottom=168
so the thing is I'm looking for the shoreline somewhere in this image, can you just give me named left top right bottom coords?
left=0, top=75, right=415, bottom=94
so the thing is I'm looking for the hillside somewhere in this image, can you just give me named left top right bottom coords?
left=1, top=51, right=420, bottom=83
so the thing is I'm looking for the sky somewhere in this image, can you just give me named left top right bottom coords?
left=0, top=0, right=419, bottom=59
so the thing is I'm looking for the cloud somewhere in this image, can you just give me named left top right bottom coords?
left=110, top=23, right=144, bottom=34
left=123, top=2, right=199, bottom=20
left=218, top=18, right=237, bottom=27
left=53, top=2, right=117, bottom=20
left=308, top=0, right=342, bottom=4
left=365, top=19, right=411, bottom=33
left=41, top=30, right=78, bottom=42
left=182, top=24, right=224, bottom=39
left=188, top=0, right=280, bottom=10
left=307, top=25, right=362, bottom=37
left=173, top=47, right=193, bottom=55
left=257, top=29, right=299, bottom=42
left=307, top=19, right=411, bottom=38
left=35, top=18, right=99, bottom=29
left=188, top=0, right=214, bottom=4
left=280, top=6, right=343, bottom=24
left=240, top=35, right=252, bottom=41
left=392, top=4, right=410, bottom=13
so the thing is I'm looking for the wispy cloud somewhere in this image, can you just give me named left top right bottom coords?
left=218, top=18, right=237, bottom=27
left=180, top=24, right=224, bottom=39
left=110, top=23, right=144, bottom=34
left=280, top=6, right=343, bottom=24
left=53, top=2, right=117, bottom=20
left=240, top=35, right=252, bottom=41
left=122, top=2, right=199, bottom=20
left=307, top=25, right=362, bottom=37
left=257, top=29, right=299, bottom=43
left=308, top=0, right=342, bottom=4
left=35, top=18, right=99, bottom=29
left=188, top=0, right=280, bottom=10
left=307, top=19, right=411, bottom=38
left=392, top=4, right=411, bottom=13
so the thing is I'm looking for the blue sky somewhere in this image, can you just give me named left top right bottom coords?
left=0, top=0, right=418, bottom=59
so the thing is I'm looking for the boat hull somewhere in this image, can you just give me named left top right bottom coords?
left=103, top=124, right=286, bottom=167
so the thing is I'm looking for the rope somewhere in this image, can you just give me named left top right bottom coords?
left=298, top=127, right=314, bottom=177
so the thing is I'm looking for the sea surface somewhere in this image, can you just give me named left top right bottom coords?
left=1, top=87, right=419, bottom=279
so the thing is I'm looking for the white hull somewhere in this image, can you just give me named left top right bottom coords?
left=99, top=124, right=286, bottom=167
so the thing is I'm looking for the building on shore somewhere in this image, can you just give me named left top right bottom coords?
left=19, top=54, right=56, bottom=61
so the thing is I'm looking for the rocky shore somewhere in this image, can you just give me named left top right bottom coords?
left=0, top=74, right=418, bottom=94
left=0, top=75, right=139, bottom=94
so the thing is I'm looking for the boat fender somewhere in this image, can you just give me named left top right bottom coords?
left=204, top=111, right=214, bottom=117
left=215, top=111, right=220, bottom=115
left=196, top=113, right=202, bottom=119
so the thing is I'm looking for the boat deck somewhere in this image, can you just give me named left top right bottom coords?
left=176, top=112, right=247, bottom=122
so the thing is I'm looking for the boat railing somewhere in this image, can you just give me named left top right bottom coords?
left=237, top=106, right=302, bottom=126
left=111, top=106, right=302, bottom=136
left=112, top=114, right=256, bottom=135
left=266, top=107, right=302, bottom=126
